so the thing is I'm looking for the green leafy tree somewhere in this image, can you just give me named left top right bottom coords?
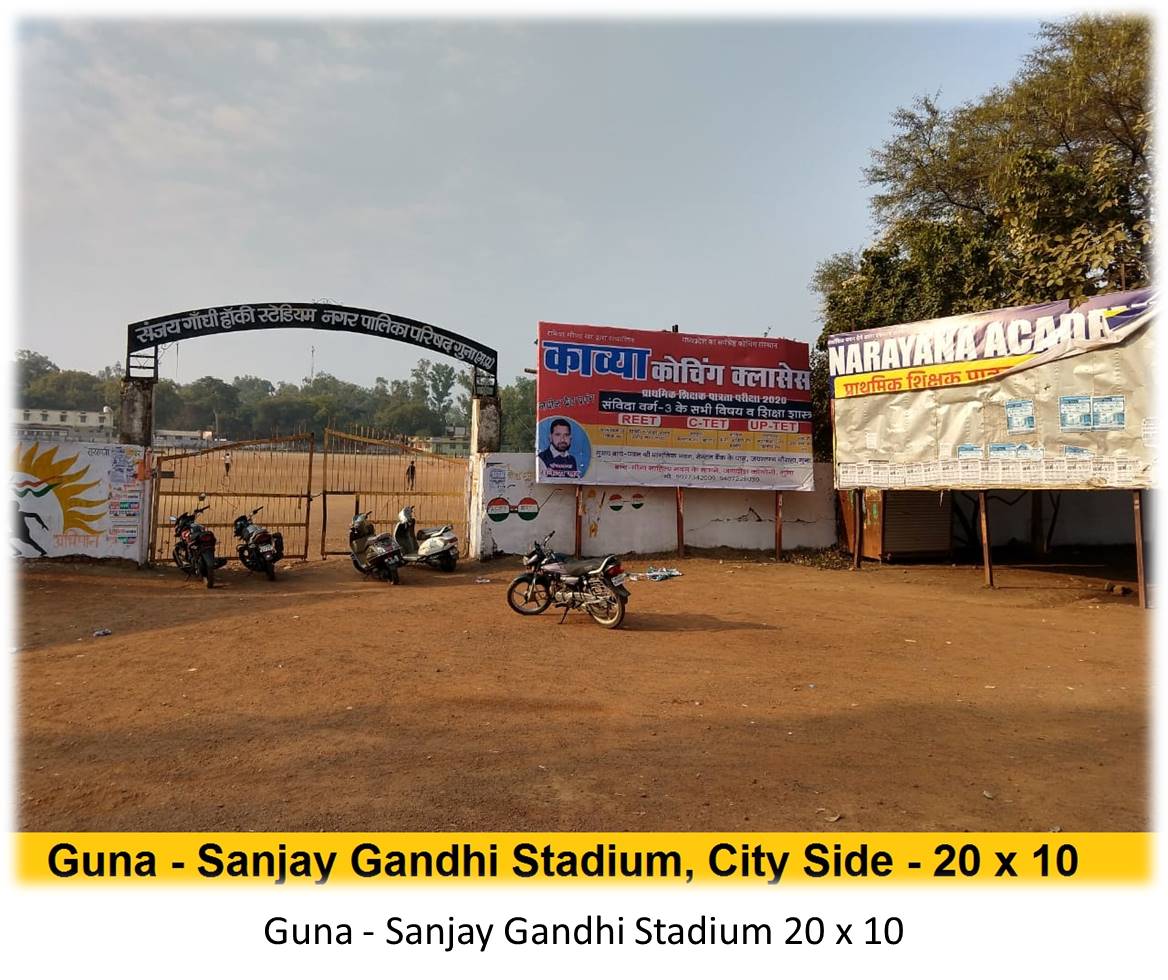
left=15, top=350, right=59, bottom=393
left=499, top=376, right=536, bottom=453
left=810, top=14, right=1151, bottom=454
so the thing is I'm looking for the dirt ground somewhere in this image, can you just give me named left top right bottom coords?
left=14, top=551, right=1148, bottom=832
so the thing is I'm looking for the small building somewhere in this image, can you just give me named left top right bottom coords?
left=153, top=429, right=214, bottom=449
left=14, top=407, right=115, bottom=443
left=407, top=427, right=470, bottom=457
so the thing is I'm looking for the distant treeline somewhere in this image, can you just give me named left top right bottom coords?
left=14, top=350, right=537, bottom=452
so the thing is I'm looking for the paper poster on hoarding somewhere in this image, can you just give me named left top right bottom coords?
left=1091, top=395, right=1126, bottom=430
left=1059, top=396, right=1094, bottom=431
left=536, top=322, right=814, bottom=491
left=1006, top=399, right=1036, bottom=434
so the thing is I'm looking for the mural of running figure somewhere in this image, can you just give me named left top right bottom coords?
left=11, top=500, right=48, bottom=557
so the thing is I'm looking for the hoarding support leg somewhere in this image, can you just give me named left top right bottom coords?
left=1133, top=489, right=1146, bottom=609
left=851, top=489, right=862, bottom=570
left=979, top=490, right=994, bottom=588
left=676, top=486, right=685, bottom=558
left=775, top=491, right=783, bottom=560
left=574, top=484, right=582, bottom=560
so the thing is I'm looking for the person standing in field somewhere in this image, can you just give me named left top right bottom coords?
left=405, top=458, right=416, bottom=490
left=223, top=450, right=232, bottom=479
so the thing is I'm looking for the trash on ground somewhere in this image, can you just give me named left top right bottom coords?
left=646, top=565, right=683, bottom=581
left=92, top=628, right=112, bottom=637
left=474, top=577, right=492, bottom=584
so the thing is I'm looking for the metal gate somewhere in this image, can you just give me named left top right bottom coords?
left=150, top=432, right=315, bottom=564
left=319, top=427, right=470, bottom=558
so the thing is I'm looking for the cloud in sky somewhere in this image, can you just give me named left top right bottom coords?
left=18, top=17, right=1043, bottom=387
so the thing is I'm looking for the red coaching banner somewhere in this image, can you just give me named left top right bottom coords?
left=536, top=323, right=814, bottom=490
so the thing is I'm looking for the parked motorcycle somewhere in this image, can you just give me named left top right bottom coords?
left=392, top=505, right=459, bottom=572
left=349, top=510, right=404, bottom=584
left=232, top=505, right=284, bottom=580
left=506, top=530, right=630, bottom=628
left=170, top=496, right=228, bottom=589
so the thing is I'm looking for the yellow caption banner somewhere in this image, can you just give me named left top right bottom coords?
left=15, top=833, right=1151, bottom=886
left=833, top=355, right=1032, bottom=399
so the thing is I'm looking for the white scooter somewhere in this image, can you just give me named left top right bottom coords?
left=392, top=505, right=459, bottom=572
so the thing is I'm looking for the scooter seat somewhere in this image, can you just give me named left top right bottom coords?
left=417, top=525, right=449, bottom=539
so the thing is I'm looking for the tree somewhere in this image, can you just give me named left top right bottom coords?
left=858, top=15, right=1149, bottom=307
left=25, top=370, right=107, bottom=411
left=499, top=377, right=536, bottom=452
left=427, top=362, right=457, bottom=422
left=809, top=14, right=1151, bottom=456
left=15, top=350, right=59, bottom=394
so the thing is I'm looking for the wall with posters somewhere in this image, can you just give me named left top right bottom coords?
left=830, top=289, right=1155, bottom=490
left=11, top=440, right=149, bottom=562
left=471, top=454, right=836, bottom=559
left=536, top=322, right=813, bottom=491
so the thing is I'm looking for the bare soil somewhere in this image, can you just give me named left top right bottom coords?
left=15, top=552, right=1147, bottom=832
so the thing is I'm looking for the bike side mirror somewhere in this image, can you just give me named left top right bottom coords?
left=168, top=516, right=177, bottom=524
left=197, top=492, right=207, bottom=501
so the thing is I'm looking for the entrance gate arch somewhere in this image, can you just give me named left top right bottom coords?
left=126, top=301, right=498, bottom=391
left=124, top=301, right=500, bottom=566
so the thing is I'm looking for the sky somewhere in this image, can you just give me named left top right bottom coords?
left=17, top=16, right=1049, bottom=389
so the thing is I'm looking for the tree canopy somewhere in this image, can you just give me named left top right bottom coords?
left=814, top=14, right=1150, bottom=348
left=12, top=351, right=538, bottom=451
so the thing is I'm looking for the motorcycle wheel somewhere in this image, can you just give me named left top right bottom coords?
left=585, top=579, right=625, bottom=629
left=201, top=551, right=216, bottom=589
left=439, top=551, right=457, bottom=573
left=387, top=566, right=399, bottom=585
left=351, top=554, right=371, bottom=575
left=264, top=561, right=277, bottom=581
left=506, top=574, right=553, bottom=615
left=173, top=544, right=186, bottom=570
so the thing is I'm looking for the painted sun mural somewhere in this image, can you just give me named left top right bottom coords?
left=12, top=442, right=108, bottom=534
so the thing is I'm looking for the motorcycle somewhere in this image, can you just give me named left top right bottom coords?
left=392, top=505, right=459, bottom=572
left=349, top=510, right=404, bottom=584
left=506, top=530, right=630, bottom=629
left=232, top=505, right=284, bottom=580
left=170, top=497, right=228, bottom=589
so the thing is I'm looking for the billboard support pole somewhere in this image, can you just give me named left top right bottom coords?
left=979, top=490, right=994, bottom=588
left=574, top=484, right=582, bottom=559
left=1133, top=489, right=1146, bottom=609
left=851, top=489, right=863, bottom=570
left=675, top=487, right=685, bottom=558
left=774, top=491, right=783, bottom=559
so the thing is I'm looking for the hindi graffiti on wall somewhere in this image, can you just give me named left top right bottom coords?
left=536, top=323, right=814, bottom=490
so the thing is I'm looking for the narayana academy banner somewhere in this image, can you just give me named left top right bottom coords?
left=536, top=323, right=813, bottom=491
left=829, top=289, right=1156, bottom=490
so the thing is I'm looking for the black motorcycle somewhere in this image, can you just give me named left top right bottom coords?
left=171, top=500, right=228, bottom=589
left=506, top=530, right=630, bottom=629
left=233, top=506, right=284, bottom=580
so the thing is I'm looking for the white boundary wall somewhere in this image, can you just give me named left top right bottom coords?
left=469, top=454, right=836, bottom=558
